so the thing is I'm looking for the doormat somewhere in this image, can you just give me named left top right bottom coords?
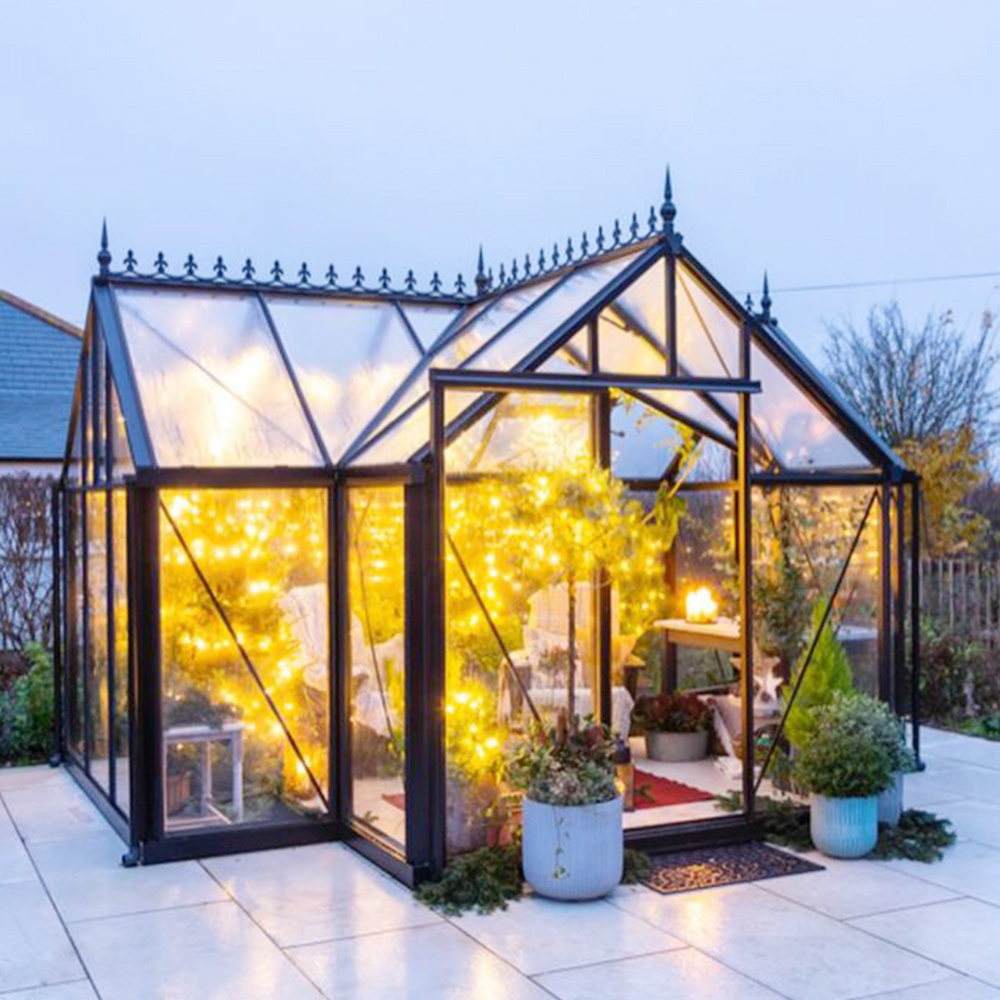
left=643, top=842, right=823, bottom=895
left=634, top=769, right=714, bottom=809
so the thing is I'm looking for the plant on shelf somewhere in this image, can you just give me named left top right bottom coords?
left=630, top=691, right=713, bottom=763
left=793, top=691, right=895, bottom=858
left=506, top=714, right=622, bottom=900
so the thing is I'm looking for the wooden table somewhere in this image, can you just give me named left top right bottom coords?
left=653, top=617, right=742, bottom=654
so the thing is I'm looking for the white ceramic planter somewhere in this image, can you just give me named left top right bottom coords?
left=644, top=729, right=709, bottom=763
left=878, top=771, right=904, bottom=827
left=810, top=793, right=879, bottom=858
left=522, top=796, right=623, bottom=900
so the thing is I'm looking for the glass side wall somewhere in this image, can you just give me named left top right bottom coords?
left=347, top=485, right=407, bottom=851
left=111, top=489, right=130, bottom=816
left=158, top=488, right=330, bottom=831
left=752, top=484, right=881, bottom=795
left=85, top=491, right=110, bottom=792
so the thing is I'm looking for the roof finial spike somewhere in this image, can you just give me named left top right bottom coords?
left=97, top=218, right=111, bottom=276
left=759, top=270, right=773, bottom=322
left=475, top=245, right=489, bottom=295
left=745, top=292, right=754, bottom=312
left=660, top=164, right=676, bottom=234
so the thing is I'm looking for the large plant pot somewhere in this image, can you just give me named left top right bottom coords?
left=878, top=771, right=904, bottom=827
left=522, top=796, right=623, bottom=900
left=644, top=729, right=709, bottom=763
left=810, top=793, right=879, bottom=858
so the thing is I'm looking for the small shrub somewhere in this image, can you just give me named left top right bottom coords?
left=792, top=692, right=895, bottom=798
left=414, top=844, right=523, bottom=916
left=621, top=848, right=653, bottom=884
left=631, top=692, right=712, bottom=734
left=0, top=642, right=54, bottom=764
left=785, top=602, right=854, bottom=750
left=920, top=621, right=1000, bottom=723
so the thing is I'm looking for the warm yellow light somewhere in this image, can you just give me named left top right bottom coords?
left=685, top=586, right=718, bottom=624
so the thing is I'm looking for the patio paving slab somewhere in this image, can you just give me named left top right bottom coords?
left=608, top=882, right=952, bottom=1000
left=908, top=764, right=1000, bottom=806
left=756, top=851, right=959, bottom=919
left=926, top=798, right=1000, bottom=849
left=287, top=922, right=552, bottom=1000
left=0, top=797, right=38, bottom=885
left=876, top=839, right=1000, bottom=906
left=0, top=982, right=99, bottom=1000
left=28, top=831, right=228, bottom=923
left=450, top=893, right=685, bottom=975
left=203, top=843, right=440, bottom=947
left=0, top=879, right=85, bottom=993
left=70, top=900, right=325, bottom=1000
left=851, top=898, right=1000, bottom=988
left=535, top=946, right=786, bottom=999
left=2, top=778, right=108, bottom=844
left=860, top=976, right=1000, bottom=999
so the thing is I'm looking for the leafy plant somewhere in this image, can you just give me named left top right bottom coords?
left=631, top=692, right=712, bottom=734
left=792, top=692, right=895, bottom=798
left=920, top=620, right=1000, bottom=723
left=0, top=642, right=53, bottom=764
left=869, top=809, right=956, bottom=862
left=621, top=847, right=653, bottom=884
left=414, top=843, right=523, bottom=915
left=506, top=718, right=617, bottom=806
left=785, top=603, right=854, bottom=750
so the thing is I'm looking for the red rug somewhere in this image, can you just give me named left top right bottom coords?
left=383, top=793, right=406, bottom=810
left=633, top=769, right=713, bottom=808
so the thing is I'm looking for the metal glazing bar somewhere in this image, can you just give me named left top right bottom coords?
left=911, top=480, right=923, bottom=767
left=430, top=369, right=760, bottom=394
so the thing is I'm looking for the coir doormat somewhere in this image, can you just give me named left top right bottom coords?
left=643, top=841, right=823, bottom=895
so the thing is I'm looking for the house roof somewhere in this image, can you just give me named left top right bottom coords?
left=0, top=291, right=81, bottom=461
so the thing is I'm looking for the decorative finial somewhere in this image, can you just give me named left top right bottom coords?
left=97, top=219, right=111, bottom=276
left=379, top=267, right=391, bottom=291
left=660, top=164, right=676, bottom=233
left=405, top=269, right=417, bottom=293
left=325, top=264, right=338, bottom=287
left=213, top=256, right=227, bottom=280
left=183, top=253, right=197, bottom=278
left=760, top=271, right=773, bottom=322
left=243, top=258, right=256, bottom=282
left=299, top=262, right=311, bottom=285
left=455, top=273, right=466, bottom=295
left=744, top=293, right=754, bottom=312
left=430, top=271, right=442, bottom=294
left=475, top=245, right=489, bottom=295
left=123, top=250, right=137, bottom=275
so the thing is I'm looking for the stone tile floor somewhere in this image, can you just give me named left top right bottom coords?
left=1, top=726, right=999, bottom=1000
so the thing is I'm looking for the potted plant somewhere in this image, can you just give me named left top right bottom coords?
left=507, top=716, right=622, bottom=900
left=864, top=698, right=915, bottom=827
left=631, top=692, right=712, bottom=762
left=793, top=692, right=894, bottom=858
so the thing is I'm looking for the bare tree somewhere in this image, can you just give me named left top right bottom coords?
left=824, top=302, right=999, bottom=449
left=0, top=476, right=54, bottom=650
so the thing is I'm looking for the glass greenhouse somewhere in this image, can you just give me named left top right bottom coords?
left=55, top=179, right=921, bottom=882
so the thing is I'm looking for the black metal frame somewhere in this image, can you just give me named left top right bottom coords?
left=53, top=195, right=920, bottom=884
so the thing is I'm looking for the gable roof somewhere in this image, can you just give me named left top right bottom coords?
left=0, top=291, right=82, bottom=461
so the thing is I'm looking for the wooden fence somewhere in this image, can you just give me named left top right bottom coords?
left=918, top=558, right=1000, bottom=644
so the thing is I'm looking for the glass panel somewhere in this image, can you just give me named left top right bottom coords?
left=599, top=313, right=665, bottom=375
left=348, top=486, right=406, bottom=849
left=351, top=399, right=429, bottom=466
left=399, top=303, right=464, bottom=351
left=115, top=288, right=322, bottom=467
left=676, top=261, right=740, bottom=378
left=465, top=254, right=639, bottom=373
left=265, top=297, right=422, bottom=461
left=752, top=343, right=870, bottom=470
left=67, top=385, right=82, bottom=486
left=642, top=387, right=736, bottom=444
left=109, top=381, right=135, bottom=481
left=537, top=327, right=589, bottom=374
left=67, top=493, right=84, bottom=758
left=348, top=279, right=561, bottom=458
left=160, top=488, right=329, bottom=830
left=610, top=392, right=687, bottom=481
left=86, top=491, right=110, bottom=793
left=610, top=257, right=667, bottom=352
left=82, top=347, right=91, bottom=484
left=111, top=489, right=130, bottom=816
left=92, top=336, right=106, bottom=482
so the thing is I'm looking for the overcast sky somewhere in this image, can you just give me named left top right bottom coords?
left=2, top=1, right=998, bottom=365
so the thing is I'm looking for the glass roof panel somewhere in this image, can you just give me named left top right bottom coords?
left=598, top=312, right=665, bottom=375
left=751, top=342, right=871, bottom=470
left=537, top=327, right=589, bottom=374
left=265, top=296, right=421, bottom=461
left=640, top=387, right=735, bottom=445
left=351, top=398, right=429, bottom=466
left=676, top=261, right=740, bottom=378
left=399, top=302, right=465, bottom=351
left=346, top=278, right=559, bottom=459
left=608, top=257, right=667, bottom=352
left=464, top=252, right=640, bottom=372
left=115, top=288, right=322, bottom=467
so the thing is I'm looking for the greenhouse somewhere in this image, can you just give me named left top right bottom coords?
left=55, top=175, right=921, bottom=883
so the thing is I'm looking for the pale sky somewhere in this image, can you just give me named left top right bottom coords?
left=2, top=0, right=998, bottom=365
